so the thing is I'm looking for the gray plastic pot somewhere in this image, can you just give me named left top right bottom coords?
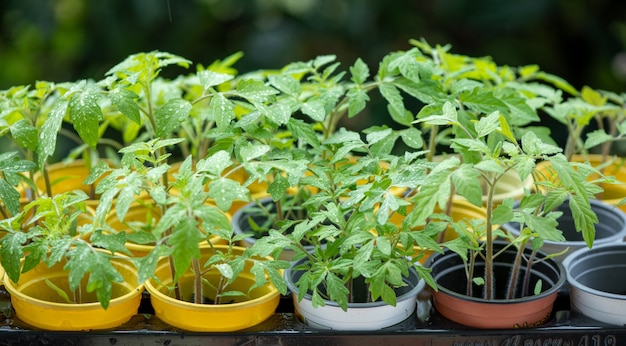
left=563, top=243, right=626, bottom=326
left=501, top=198, right=626, bottom=261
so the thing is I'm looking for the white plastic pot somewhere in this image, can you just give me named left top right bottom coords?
left=563, top=243, right=626, bottom=326
left=285, top=259, right=425, bottom=330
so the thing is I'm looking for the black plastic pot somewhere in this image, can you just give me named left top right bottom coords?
left=501, top=198, right=626, bottom=260
left=426, top=241, right=566, bottom=329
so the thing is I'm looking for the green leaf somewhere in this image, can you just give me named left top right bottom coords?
left=69, top=89, right=103, bottom=148
left=235, top=79, right=279, bottom=103
left=155, top=98, right=192, bottom=137
left=347, top=88, right=369, bottom=118
left=400, top=127, right=423, bottom=149
left=90, top=230, right=132, bottom=256
left=239, top=144, right=270, bottom=162
left=326, top=272, right=350, bottom=311
left=268, top=74, right=301, bottom=96
left=264, top=100, right=292, bottom=125
left=10, top=119, right=38, bottom=151
left=44, top=279, right=73, bottom=304
left=301, top=99, right=326, bottom=122
left=287, top=118, right=320, bottom=148
left=109, top=88, right=141, bottom=124
left=350, top=58, right=370, bottom=84
left=169, top=218, right=203, bottom=281
left=474, top=111, right=501, bottom=138
left=215, top=263, right=234, bottom=280
left=38, top=99, right=68, bottom=168
left=0, top=232, right=27, bottom=283
left=379, top=83, right=405, bottom=118
left=451, top=166, right=483, bottom=206
left=198, top=70, right=234, bottom=90
left=459, top=89, right=508, bottom=115
left=208, top=178, right=249, bottom=212
left=198, top=150, right=232, bottom=176
left=209, top=93, right=236, bottom=131
left=267, top=174, right=290, bottom=201
left=376, top=236, right=392, bottom=256
left=366, top=128, right=393, bottom=145
left=584, top=129, right=613, bottom=150
left=0, top=179, right=21, bottom=216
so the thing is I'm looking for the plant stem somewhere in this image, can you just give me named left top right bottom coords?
left=521, top=249, right=537, bottom=297
left=483, top=174, right=496, bottom=300
left=191, top=257, right=202, bottom=304
left=506, top=244, right=525, bottom=299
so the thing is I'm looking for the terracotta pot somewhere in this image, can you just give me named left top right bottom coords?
left=426, top=242, right=565, bottom=329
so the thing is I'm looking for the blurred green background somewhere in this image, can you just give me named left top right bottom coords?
left=1, top=0, right=625, bottom=92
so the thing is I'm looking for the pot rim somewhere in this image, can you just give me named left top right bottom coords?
left=427, top=244, right=566, bottom=304
left=502, top=198, right=626, bottom=246
left=284, top=257, right=425, bottom=309
left=144, top=244, right=281, bottom=308
left=562, top=243, right=626, bottom=300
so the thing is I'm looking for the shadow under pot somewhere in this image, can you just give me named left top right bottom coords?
left=284, top=257, right=425, bottom=330
left=562, top=243, right=626, bottom=326
left=426, top=241, right=565, bottom=329
left=501, top=198, right=626, bottom=261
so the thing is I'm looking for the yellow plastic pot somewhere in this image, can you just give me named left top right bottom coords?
left=34, top=160, right=111, bottom=208
left=105, top=203, right=227, bottom=257
left=536, top=154, right=626, bottom=212
left=3, top=254, right=143, bottom=331
left=144, top=245, right=280, bottom=332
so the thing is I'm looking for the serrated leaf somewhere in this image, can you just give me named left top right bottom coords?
left=198, top=70, right=234, bottom=90
left=366, top=128, right=393, bottom=145
left=199, top=150, right=232, bottom=176
left=208, top=178, right=249, bottom=212
left=379, top=83, right=405, bottom=118
left=69, top=89, right=103, bottom=148
left=287, top=118, right=320, bottom=148
left=10, top=119, right=38, bottom=151
left=459, top=89, right=508, bottom=115
left=0, top=232, right=27, bottom=283
left=400, top=127, right=423, bottom=149
left=264, top=101, right=292, bottom=125
left=350, top=58, right=370, bottom=85
left=268, top=74, right=301, bottom=96
left=451, top=166, right=483, bottom=206
left=155, top=98, right=191, bottom=137
left=0, top=179, right=20, bottom=216
left=109, top=88, right=141, bottom=124
left=301, top=99, right=326, bottom=122
left=347, top=88, right=369, bottom=118
left=208, top=93, right=235, bottom=131
left=584, top=129, right=612, bottom=150
left=38, top=99, right=67, bottom=168
left=475, top=111, right=501, bottom=138
left=215, top=263, right=234, bottom=280
left=169, top=218, right=202, bottom=280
